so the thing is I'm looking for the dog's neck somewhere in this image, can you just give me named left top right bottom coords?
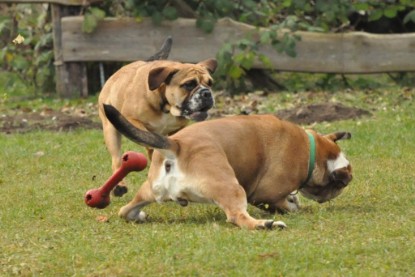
left=146, top=85, right=170, bottom=114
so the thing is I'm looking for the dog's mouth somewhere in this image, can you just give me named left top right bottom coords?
left=299, top=181, right=348, bottom=203
left=179, top=87, right=214, bottom=121
left=299, top=187, right=342, bottom=203
left=184, top=108, right=209, bottom=122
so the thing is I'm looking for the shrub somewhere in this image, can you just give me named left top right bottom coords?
left=1, top=1, right=414, bottom=95
left=0, top=4, right=54, bottom=96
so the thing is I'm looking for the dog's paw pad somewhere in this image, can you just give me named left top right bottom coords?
left=113, top=185, right=128, bottom=197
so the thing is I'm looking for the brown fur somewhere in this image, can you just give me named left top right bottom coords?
left=103, top=105, right=353, bottom=230
left=98, top=59, right=217, bottom=194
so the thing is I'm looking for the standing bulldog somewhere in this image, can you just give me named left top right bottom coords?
left=98, top=41, right=217, bottom=196
left=103, top=104, right=353, bottom=230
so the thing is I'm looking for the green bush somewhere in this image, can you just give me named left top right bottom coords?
left=1, top=1, right=415, bottom=96
left=0, top=4, right=54, bottom=96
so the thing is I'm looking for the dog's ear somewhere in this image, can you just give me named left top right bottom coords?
left=198, top=59, right=217, bottom=74
left=148, top=67, right=179, bottom=90
left=324, top=132, right=351, bottom=142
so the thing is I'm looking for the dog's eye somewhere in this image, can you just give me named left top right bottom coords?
left=206, top=79, right=213, bottom=87
left=182, top=80, right=197, bottom=91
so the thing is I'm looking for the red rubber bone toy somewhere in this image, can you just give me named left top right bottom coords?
left=84, top=151, right=147, bottom=209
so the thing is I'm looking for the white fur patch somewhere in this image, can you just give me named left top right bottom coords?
left=327, top=152, right=349, bottom=172
left=189, top=93, right=202, bottom=110
left=152, top=158, right=211, bottom=204
left=273, top=221, right=287, bottom=229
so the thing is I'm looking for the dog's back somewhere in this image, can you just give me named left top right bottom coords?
left=167, top=115, right=309, bottom=194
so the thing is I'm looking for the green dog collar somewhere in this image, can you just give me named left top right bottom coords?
left=302, top=131, right=316, bottom=188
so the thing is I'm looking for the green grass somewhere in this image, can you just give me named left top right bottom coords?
left=1, top=88, right=414, bottom=276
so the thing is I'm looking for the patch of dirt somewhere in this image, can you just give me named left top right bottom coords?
left=0, top=98, right=371, bottom=134
left=210, top=92, right=371, bottom=124
left=275, top=103, right=371, bottom=125
left=0, top=107, right=101, bottom=134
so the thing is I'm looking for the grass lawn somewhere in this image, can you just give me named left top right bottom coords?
left=0, top=88, right=414, bottom=276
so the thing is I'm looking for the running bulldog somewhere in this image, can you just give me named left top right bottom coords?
left=102, top=105, right=353, bottom=230
left=98, top=38, right=217, bottom=196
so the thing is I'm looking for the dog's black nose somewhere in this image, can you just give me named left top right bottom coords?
left=200, top=88, right=211, bottom=98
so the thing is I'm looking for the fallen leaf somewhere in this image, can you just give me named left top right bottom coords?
left=257, top=252, right=280, bottom=259
left=34, top=151, right=45, bottom=157
left=96, top=215, right=109, bottom=223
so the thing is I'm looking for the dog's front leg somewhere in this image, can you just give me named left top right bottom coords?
left=272, top=194, right=301, bottom=214
left=119, top=180, right=155, bottom=223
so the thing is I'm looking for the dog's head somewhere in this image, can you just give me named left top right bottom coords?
left=148, top=59, right=217, bottom=121
left=299, top=131, right=353, bottom=203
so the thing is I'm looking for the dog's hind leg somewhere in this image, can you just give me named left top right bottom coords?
left=209, top=180, right=286, bottom=230
left=112, top=115, right=155, bottom=195
left=99, top=109, right=127, bottom=197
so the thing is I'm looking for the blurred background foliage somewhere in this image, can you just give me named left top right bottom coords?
left=1, top=0, right=415, bottom=96
left=1, top=4, right=54, bottom=96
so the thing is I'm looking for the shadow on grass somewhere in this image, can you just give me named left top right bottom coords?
left=141, top=203, right=228, bottom=226
left=298, top=202, right=377, bottom=215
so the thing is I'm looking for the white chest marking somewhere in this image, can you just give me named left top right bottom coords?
left=327, top=152, right=349, bottom=172
left=149, top=113, right=182, bottom=135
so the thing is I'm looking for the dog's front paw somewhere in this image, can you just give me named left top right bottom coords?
left=120, top=208, right=147, bottom=223
left=113, top=185, right=128, bottom=197
left=287, top=194, right=301, bottom=211
left=127, top=210, right=147, bottom=223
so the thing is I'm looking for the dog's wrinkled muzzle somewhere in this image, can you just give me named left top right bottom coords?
left=182, top=87, right=214, bottom=121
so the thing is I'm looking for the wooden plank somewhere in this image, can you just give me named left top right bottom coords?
left=0, top=0, right=101, bottom=5
left=61, top=17, right=231, bottom=63
left=61, top=16, right=415, bottom=73
left=51, top=4, right=66, bottom=97
left=51, top=5, right=87, bottom=98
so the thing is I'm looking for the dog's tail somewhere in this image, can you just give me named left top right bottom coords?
left=146, top=36, right=173, bottom=61
left=103, top=104, right=178, bottom=158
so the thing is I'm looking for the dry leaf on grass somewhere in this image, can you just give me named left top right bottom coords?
left=96, top=215, right=109, bottom=223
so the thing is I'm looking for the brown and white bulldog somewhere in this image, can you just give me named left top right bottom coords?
left=98, top=46, right=217, bottom=196
left=103, top=104, right=353, bottom=230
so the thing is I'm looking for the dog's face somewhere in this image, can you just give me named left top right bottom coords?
left=300, top=131, right=353, bottom=203
left=148, top=59, right=217, bottom=121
